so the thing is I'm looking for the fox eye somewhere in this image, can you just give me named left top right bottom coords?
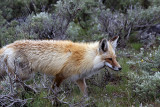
left=108, top=58, right=112, bottom=61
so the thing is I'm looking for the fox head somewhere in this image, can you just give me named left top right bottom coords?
left=99, top=36, right=122, bottom=71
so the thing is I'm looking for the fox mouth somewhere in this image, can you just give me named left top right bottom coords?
left=105, top=66, right=121, bottom=71
left=105, top=62, right=122, bottom=71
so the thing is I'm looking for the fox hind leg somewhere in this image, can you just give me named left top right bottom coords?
left=14, top=52, right=33, bottom=81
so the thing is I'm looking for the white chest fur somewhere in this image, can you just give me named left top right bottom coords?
left=70, top=56, right=105, bottom=81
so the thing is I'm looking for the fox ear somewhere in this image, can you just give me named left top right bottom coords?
left=110, top=36, right=119, bottom=50
left=99, top=38, right=108, bottom=53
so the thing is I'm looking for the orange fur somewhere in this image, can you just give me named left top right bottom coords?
left=0, top=37, right=121, bottom=95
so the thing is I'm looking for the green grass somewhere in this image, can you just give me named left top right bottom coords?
left=22, top=91, right=52, bottom=107
left=131, top=43, right=142, bottom=51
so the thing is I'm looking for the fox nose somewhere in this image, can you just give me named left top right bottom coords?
left=118, top=67, right=122, bottom=71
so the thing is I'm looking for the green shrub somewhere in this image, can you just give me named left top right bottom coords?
left=103, top=0, right=141, bottom=13
left=67, top=22, right=101, bottom=41
left=65, top=0, right=103, bottom=41
left=0, top=20, right=20, bottom=46
left=17, top=12, right=54, bottom=39
left=0, top=11, right=6, bottom=26
left=149, top=0, right=160, bottom=6
left=128, top=5, right=160, bottom=26
left=0, top=0, right=56, bottom=21
left=0, top=0, right=30, bottom=21
left=128, top=46, right=160, bottom=102
left=129, top=71, right=160, bottom=102
left=140, top=47, right=160, bottom=73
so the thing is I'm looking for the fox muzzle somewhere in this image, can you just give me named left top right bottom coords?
left=105, top=62, right=122, bottom=71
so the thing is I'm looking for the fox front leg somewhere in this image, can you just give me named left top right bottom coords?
left=52, top=74, right=65, bottom=89
left=76, top=78, right=88, bottom=96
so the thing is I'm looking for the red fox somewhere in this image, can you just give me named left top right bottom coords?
left=0, top=36, right=121, bottom=95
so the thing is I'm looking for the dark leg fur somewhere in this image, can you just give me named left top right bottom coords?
left=52, top=74, right=65, bottom=89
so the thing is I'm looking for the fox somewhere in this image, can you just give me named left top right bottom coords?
left=0, top=36, right=121, bottom=95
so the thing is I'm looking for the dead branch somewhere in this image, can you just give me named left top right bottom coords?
left=0, top=93, right=32, bottom=107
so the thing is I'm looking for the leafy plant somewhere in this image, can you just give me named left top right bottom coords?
left=128, top=46, right=160, bottom=102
